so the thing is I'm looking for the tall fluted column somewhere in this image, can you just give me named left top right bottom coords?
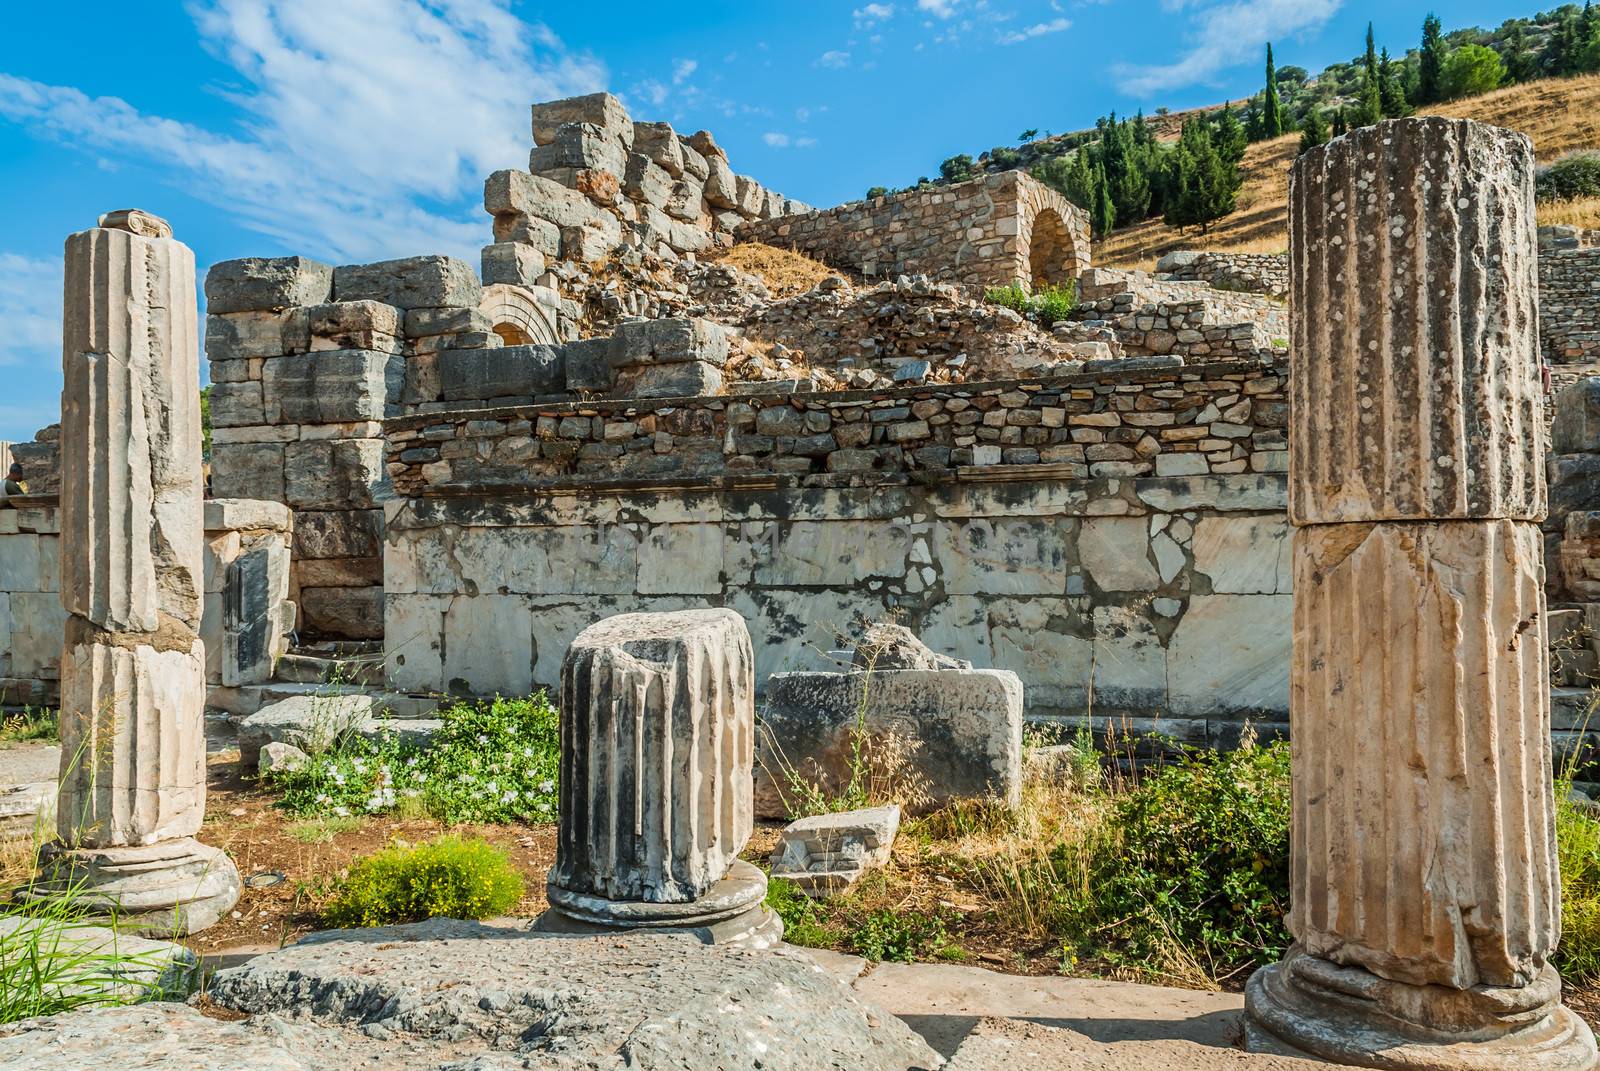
left=1245, top=118, right=1595, bottom=1069
left=27, top=210, right=239, bottom=935
left=537, top=609, right=779, bottom=946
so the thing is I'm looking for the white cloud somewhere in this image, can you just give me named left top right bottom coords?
left=918, top=0, right=960, bottom=16
left=0, top=0, right=606, bottom=264
left=763, top=132, right=791, bottom=147
left=818, top=50, right=852, bottom=68
left=672, top=58, right=698, bottom=84
left=999, top=17, right=1071, bottom=44
left=1115, top=0, right=1341, bottom=95
left=853, top=3, right=895, bottom=26
left=0, top=253, right=59, bottom=370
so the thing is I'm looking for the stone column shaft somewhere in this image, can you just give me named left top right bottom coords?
left=1246, top=117, right=1595, bottom=1070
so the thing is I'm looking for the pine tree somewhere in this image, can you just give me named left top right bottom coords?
left=1100, top=115, right=1152, bottom=227
left=1164, top=119, right=1241, bottom=234
left=1298, top=108, right=1329, bottom=155
left=1418, top=14, right=1445, bottom=104
left=1213, top=103, right=1248, bottom=165
left=1261, top=43, right=1285, bottom=139
left=1331, top=110, right=1349, bottom=139
left=1379, top=48, right=1412, bottom=118
left=1550, top=10, right=1583, bottom=76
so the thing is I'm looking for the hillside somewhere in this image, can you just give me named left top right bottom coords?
left=1095, top=74, right=1600, bottom=269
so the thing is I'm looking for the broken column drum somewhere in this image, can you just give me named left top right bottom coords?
left=1244, top=119, right=1596, bottom=1068
left=537, top=608, right=780, bottom=946
left=25, top=210, right=240, bottom=935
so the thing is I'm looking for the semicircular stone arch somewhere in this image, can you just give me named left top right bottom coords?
left=479, top=283, right=560, bottom=347
left=1016, top=181, right=1091, bottom=290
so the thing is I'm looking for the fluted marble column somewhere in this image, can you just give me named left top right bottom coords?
left=26, top=210, right=239, bottom=935
left=1245, top=118, right=1595, bottom=1069
left=538, top=608, right=779, bottom=946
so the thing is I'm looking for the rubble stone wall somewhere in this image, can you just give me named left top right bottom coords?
left=734, top=172, right=1090, bottom=289
left=1540, top=246, right=1600, bottom=364
left=1155, top=251, right=1289, bottom=299
left=0, top=497, right=65, bottom=707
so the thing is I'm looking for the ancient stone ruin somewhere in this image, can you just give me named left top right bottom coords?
left=22, top=211, right=239, bottom=934
left=1244, top=116, right=1595, bottom=1069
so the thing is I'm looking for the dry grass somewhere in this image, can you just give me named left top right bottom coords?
left=709, top=242, right=836, bottom=297
left=1096, top=75, right=1600, bottom=269
left=1541, top=195, right=1600, bottom=230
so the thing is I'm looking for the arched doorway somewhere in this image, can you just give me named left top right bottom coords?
left=478, top=283, right=560, bottom=347
left=1028, top=208, right=1078, bottom=289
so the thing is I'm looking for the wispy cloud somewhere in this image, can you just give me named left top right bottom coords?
left=672, top=58, right=698, bottom=84
left=853, top=3, right=895, bottom=27
left=917, top=0, right=961, bottom=17
left=0, top=0, right=605, bottom=264
left=999, top=17, right=1071, bottom=44
left=0, top=253, right=59, bottom=370
left=762, top=131, right=817, bottom=149
left=818, top=49, right=852, bottom=68
left=1115, top=0, right=1341, bottom=95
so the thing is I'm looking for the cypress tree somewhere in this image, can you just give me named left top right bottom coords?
left=1092, top=162, right=1115, bottom=239
left=1379, top=48, right=1412, bottom=118
left=1261, top=43, right=1285, bottom=139
left=1418, top=14, right=1445, bottom=103
left=1354, top=25, right=1384, bottom=129
left=1298, top=108, right=1329, bottom=155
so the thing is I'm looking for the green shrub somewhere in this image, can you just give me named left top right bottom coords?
left=1053, top=738, right=1291, bottom=978
left=268, top=693, right=560, bottom=824
left=1557, top=786, right=1600, bottom=984
left=0, top=706, right=58, bottom=746
left=983, top=281, right=1077, bottom=327
left=765, top=877, right=832, bottom=947
left=322, top=835, right=524, bottom=928
left=849, top=907, right=952, bottom=963
left=1538, top=152, right=1600, bottom=203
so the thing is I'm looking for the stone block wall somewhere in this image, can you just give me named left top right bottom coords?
left=1154, top=251, right=1289, bottom=300
left=734, top=172, right=1091, bottom=290
left=384, top=472, right=1292, bottom=743
left=202, top=499, right=294, bottom=687
left=0, top=497, right=65, bottom=706
left=385, top=358, right=1289, bottom=496
left=1539, top=246, right=1600, bottom=364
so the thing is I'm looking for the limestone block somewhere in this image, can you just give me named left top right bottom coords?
left=754, top=668, right=1023, bottom=818
left=442, top=594, right=534, bottom=697
left=530, top=123, right=627, bottom=179
left=612, top=360, right=722, bottom=399
left=299, top=300, right=403, bottom=350
left=623, top=153, right=674, bottom=207
left=677, top=138, right=709, bottom=181
left=480, top=242, right=547, bottom=288
left=1078, top=516, right=1158, bottom=591
left=932, top=516, right=1069, bottom=596
left=220, top=535, right=292, bottom=687
left=293, top=509, right=381, bottom=560
left=1290, top=519, right=1556, bottom=989
left=281, top=441, right=387, bottom=512
left=210, top=442, right=285, bottom=503
left=332, top=256, right=481, bottom=311
left=439, top=344, right=566, bottom=402
left=207, top=381, right=264, bottom=428
left=769, top=804, right=901, bottom=898
left=236, top=694, right=389, bottom=772
left=732, top=175, right=766, bottom=219
left=703, top=154, right=739, bottom=211
left=609, top=317, right=729, bottom=368
left=486, top=170, right=614, bottom=233
left=205, top=256, right=333, bottom=314
left=663, top=178, right=706, bottom=224
left=1088, top=604, right=1167, bottom=711
left=552, top=609, right=755, bottom=903
left=61, top=225, right=204, bottom=633
left=632, top=121, right=684, bottom=177
left=531, top=92, right=633, bottom=151
left=294, top=557, right=381, bottom=588
left=8, top=591, right=66, bottom=679
left=1553, top=379, right=1600, bottom=454
left=562, top=337, right=614, bottom=392
left=1191, top=514, right=1292, bottom=594
left=261, top=350, right=401, bottom=424
left=56, top=635, right=207, bottom=847
left=203, top=498, right=291, bottom=533
left=1288, top=118, right=1544, bottom=524
left=298, top=585, right=383, bottom=640
left=205, top=310, right=306, bottom=362
left=1165, top=593, right=1291, bottom=718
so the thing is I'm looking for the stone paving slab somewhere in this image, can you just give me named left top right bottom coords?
left=944, top=1017, right=1330, bottom=1070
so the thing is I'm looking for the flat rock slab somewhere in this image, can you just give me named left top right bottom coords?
left=944, top=1017, right=1329, bottom=1070
left=236, top=695, right=441, bottom=771
left=851, top=960, right=1245, bottom=1058
left=0, top=917, right=198, bottom=1002
left=1, top=918, right=940, bottom=1070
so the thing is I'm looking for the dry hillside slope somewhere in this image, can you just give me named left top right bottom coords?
left=1096, top=75, right=1600, bottom=269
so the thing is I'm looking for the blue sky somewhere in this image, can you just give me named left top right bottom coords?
left=0, top=0, right=1547, bottom=443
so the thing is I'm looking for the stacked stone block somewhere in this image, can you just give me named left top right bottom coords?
left=736, top=171, right=1089, bottom=290
left=539, top=608, right=779, bottom=945
left=201, top=499, right=293, bottom=687
left=1246, top=117, right=1594, bottom=1069
left=38, top=211, right=238, bottom=935
left=1074, top=267, right=1288, bottom=361
left=385, top=357, right=1290, bottom=495
left=1538, top=245, right=1600, bottom=363
left=483, top=93, right=808, bottom=290
left=1154, top=250, right=1289, bottom=300
left=0, top=498, right=64, bottom=706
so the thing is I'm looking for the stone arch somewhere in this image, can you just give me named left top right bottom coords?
left=479, top=283, right=560, bottom=347
left=1028, top=208, right=1077, bottom=287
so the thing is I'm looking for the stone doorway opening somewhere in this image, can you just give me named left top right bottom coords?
left=1028, top=207, right=1079, bottom=289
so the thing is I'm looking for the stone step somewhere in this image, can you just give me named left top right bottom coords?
left=272, top=653, right=385, bottom=687
left=207, top=681, right=440, bottom=721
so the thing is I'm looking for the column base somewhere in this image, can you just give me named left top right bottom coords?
left=1245, top=946, right=1598, bottom=1070
left=19, top=838, right=241, bottom=937
left=536, top=859, right=783, bottom=948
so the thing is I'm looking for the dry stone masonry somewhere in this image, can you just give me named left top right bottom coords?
left=29, top=211, right=239, bottom=936
left=539, top=609, right=780, bottom=946
left=1245, top=117, right=1595, bottom=1070
left=201, top=499, right=293, bottom=687
left=737, top=171, right=1089, bottom=289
